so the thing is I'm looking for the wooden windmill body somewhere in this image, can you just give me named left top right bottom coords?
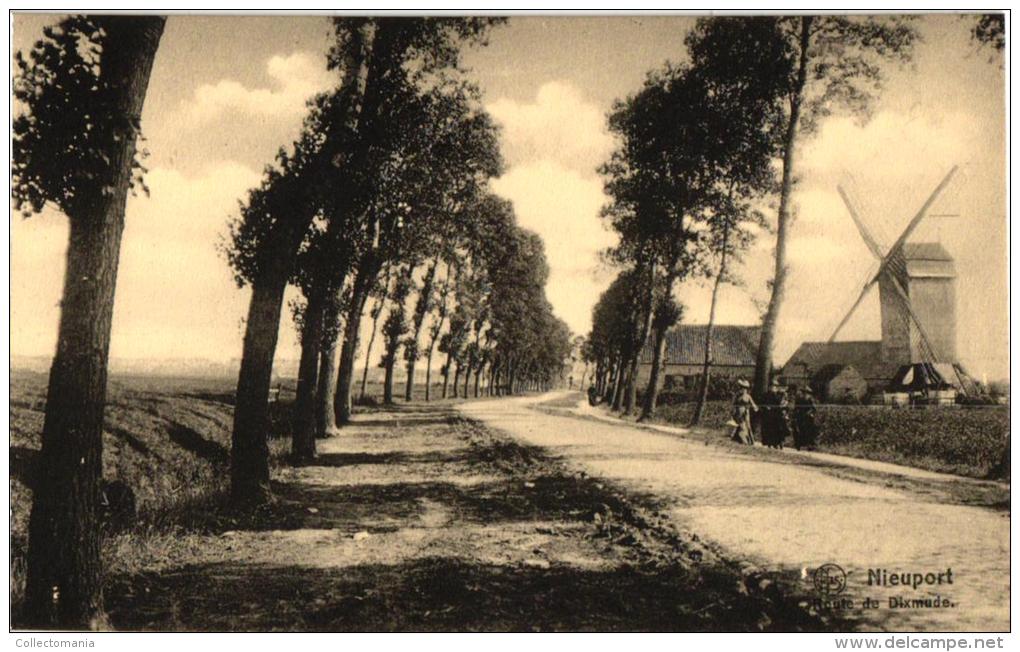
left=784, top=167, right=971, bottom=397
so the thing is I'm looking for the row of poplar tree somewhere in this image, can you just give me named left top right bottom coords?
left=585, top=14, right=1001, bottom=425
left=12, top=15, right=571, bottom=629
left=584, top=16, right=925, bottom=424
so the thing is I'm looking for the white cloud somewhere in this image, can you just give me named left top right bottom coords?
left=732, top=104, right=1006, bottom=373
left=180, top=52, right=334, bottom=126
left=9, top=161, right=311, bottom=363
left=487, top=81, right=615, bottom=175
left=485, top=81, right=619, bottom=337
left=491, top=160, right=617, bottom=335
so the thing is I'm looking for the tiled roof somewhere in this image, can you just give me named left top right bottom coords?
left=782, top=340, right=899, bottom=381
left=641, top=324, right=760, bottom=366
left=812, top=363, right=862, bottom=385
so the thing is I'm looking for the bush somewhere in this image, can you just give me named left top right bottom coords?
left=815, top=405, right=1009, bottom=479
left=653, top=400, right=733, bottom=429
left=644, top=376, right=744, bottom=408
left=648, top=394, right=1010, bottom=480
left=354, top=394, right=380, bottom=407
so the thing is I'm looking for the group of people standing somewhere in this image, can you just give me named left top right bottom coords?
left=730, top=379, right=819, bottom=450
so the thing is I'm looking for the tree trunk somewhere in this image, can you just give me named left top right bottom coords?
left=403, top=361, right=415, bottom=401
left=442, top=356, right=452, bottom=399
left=603, top=361, right=616, bottom=402
left=405, top=258, right=439, bottom=401
left=462, top=352, right=475, bottom=398
left=639, top=320, right=670, bottom=422
left=316, top=324, right=340, bottom=437
left=452, top=361, right=462, bottom=399
left=621, top=353, right=639, bottom=416
left=291, top=288, right=325, bottom=461
left=359, top=294, right=384, bottom=401
left=610, top=357, right=626, bottom=410
left=625, top=271, right=655, bottom=415
left=335, top=262, right=377, bottom=424
left=424, top=346, right=435, bottom=401
left=383, top=351, right=396, bottom=404
left=753, top=16, right=811, bottom=399
left=693, top=228, right=730, bottom=426
left=231, top=274, right=289, bottom=501
left=22, top=19, right=165, bottom=630
left=473, top=363, right=482, bottom=398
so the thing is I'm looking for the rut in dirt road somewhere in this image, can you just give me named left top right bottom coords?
left=458, top=392, right=1010, bottom=632
left=102, top=404, right=821, bottom=632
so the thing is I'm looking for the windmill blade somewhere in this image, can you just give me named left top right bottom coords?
left=870, top=166, right=958, bottom=284
left=828, top=277, right=878, bottom=343
left=837, top=185, right=885, bottom=260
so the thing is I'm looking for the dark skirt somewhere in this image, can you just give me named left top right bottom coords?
left=760, top=411, right=790, bottom=447
left=794, top=417, right=818, bottom=448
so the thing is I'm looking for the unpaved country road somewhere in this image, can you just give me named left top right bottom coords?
left=458, top=392, right=1010, bottom=632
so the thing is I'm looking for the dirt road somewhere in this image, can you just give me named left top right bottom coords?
left=458, top=392, right=1010, bottom=632
left=101, top=403, right=811, bottom=631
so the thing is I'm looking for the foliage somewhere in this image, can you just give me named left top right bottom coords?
left=222, top=94, right=338, bottom=287
left=815, top=405, right=1009, bottom=479
left=685, top=16, right=918, bottom=395
left=970, top=13, right=1005, bottom=52
left=380, top=266, right=415, bottom=369
left=13, top=16, right=151, bottom=218
left=653, top=397, right=1010, bottom=480
left=587, top=269, right=653, bottom=373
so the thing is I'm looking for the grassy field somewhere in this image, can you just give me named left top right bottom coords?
left=11, top=371, right=252, bottom=607
left=8, top=369, right=490, bottom=610
left=9, top=369, right=364, bottom=619
left=650, top=399, right=1010, bottom=480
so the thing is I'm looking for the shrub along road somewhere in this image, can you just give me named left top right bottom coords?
left=459, top=392, right=1010, bottom=632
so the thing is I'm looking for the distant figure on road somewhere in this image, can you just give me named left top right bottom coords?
left=569, top=375, right=574, bottom=389
left=793, top=386, right=819, bottom=451
left=761, top=380, right=791, bottom=449
left=587, top=384, right=599, bottom=406
left=730, top=380, right=757, bottom=445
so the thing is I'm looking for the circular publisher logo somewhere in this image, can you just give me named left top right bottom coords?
left=813, top=563, right=847, bottom=595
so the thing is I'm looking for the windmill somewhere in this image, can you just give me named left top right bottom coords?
left=827, top=166, right=970, bottom=392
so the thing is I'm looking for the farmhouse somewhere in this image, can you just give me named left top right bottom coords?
left=635, top=324, right=759, bottom=388
left=811, top=364, right=869, bottom=403
left=783, top=342, right=897, bottom=395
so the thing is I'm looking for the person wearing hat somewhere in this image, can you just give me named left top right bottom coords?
left=761, top=379, right=791, bottom=449
left=730, top=379, right=757, bottom=445
left=793, top=385, right=819, bottom=450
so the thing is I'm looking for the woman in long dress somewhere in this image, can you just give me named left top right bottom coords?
left=793, top=386, right=819, bottom=450
left=731, top=380, right=757, bottom=445
left=761, top=381, right=791, bottom=449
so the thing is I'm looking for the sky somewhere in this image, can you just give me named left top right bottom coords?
left=10, top=14, right=1009, bottom=380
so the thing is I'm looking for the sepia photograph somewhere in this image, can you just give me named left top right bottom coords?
left=6, top=5, right=1011, bottom=639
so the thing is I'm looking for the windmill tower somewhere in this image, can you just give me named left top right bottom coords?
left=878, top=242, right=956, bottom=365
left=828, top=167, right=968, bottom=390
